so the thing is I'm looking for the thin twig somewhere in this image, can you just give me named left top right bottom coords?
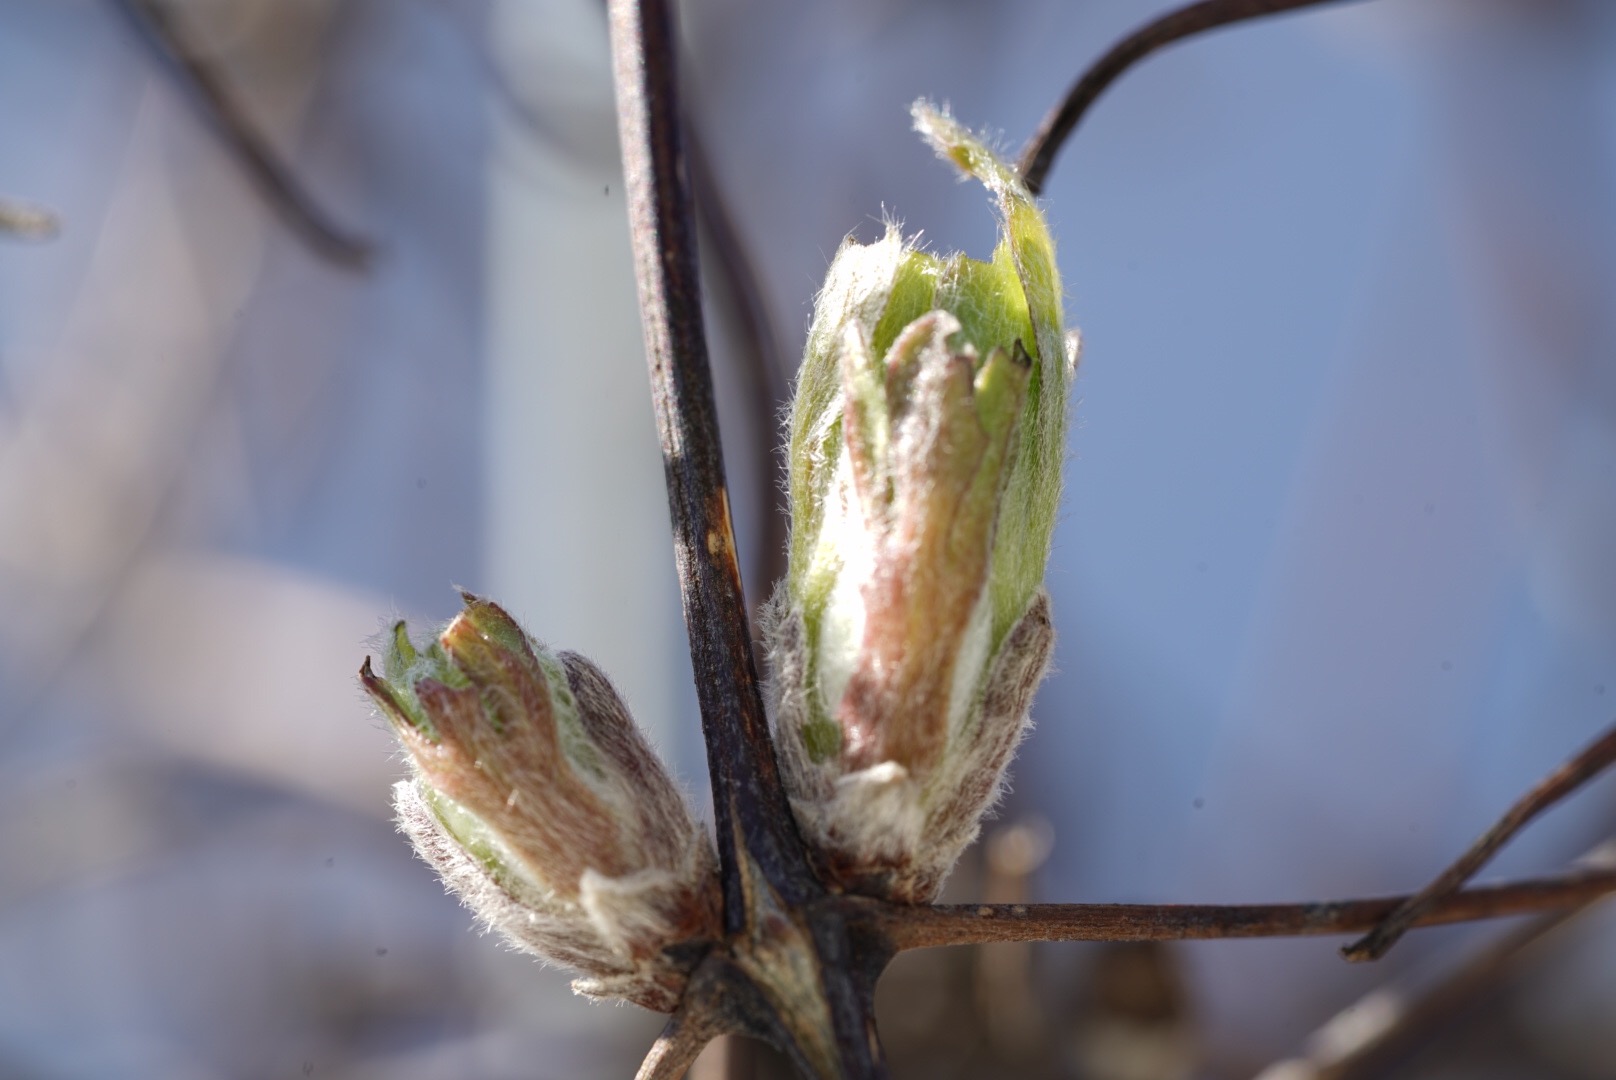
left=868, top=868, right=1616, bottom=951
left=1017, top=0, right=1361, bottom=194
left=106, top=0, right=372, bottom=268
left=1343, top=720, right=1616, bottom=962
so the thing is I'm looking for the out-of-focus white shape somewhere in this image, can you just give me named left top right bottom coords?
left=482, top=0, right=685, bottom=757
left=1303, top=988, right=1402, bottom=1066
left=0, top=757, right=171, bottom=909
left=105, top=552, right=399, bottom=814
left=0, top=87, right=230, bottom=684
left=1253, top=1062, right=1319, bottom=1080
left=0, top=5, right=336, bottom=694
left=1068, top=1020, right=1198, bottom=1080
left=1511, top=854, right=1616, bottom=1079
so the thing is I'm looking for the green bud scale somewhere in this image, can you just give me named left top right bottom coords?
left=765, top=102, right=1076, bottom=903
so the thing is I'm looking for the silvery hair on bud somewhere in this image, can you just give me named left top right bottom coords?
left=394, top=651, right=719, bottom=1012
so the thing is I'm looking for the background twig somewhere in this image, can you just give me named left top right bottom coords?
left=1265, top=912, right=1587, bottom=1079
left=1260, top=846, right=1616, bottom=1080
left=686, top=121, right=792, bottom=627
left=107, top=0, right=372, bottom=267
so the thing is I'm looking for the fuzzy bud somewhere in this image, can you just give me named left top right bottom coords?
left=765, top=102, right=1074, bottom=903
left=361, top=594, right=720, bottom=1011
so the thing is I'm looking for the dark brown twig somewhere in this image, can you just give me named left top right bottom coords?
left=606, top=0, right=810, bottom=928
left=608, top=3, right=887, bottom=1075
left=1343, top=720, right=1616, bottom=962
left=107, top=0, right=372, bottom=268
left=868, top=868, right=1616, bottom=952
left=1017, top=0, right=1361, bottom=194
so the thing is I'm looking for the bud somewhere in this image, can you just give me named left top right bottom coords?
left=764, top=102, right=1075, bottom=903
left=361, top=594, right=720, bottom=1011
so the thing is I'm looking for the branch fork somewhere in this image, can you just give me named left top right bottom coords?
left=342, top=0, right=1616, bottom=1074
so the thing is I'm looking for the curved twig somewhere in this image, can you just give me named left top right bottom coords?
left=1343, top=720, right=1616, bottom=962
left=870, top=867, right=1616, bottom=951
left=106, top=0, right=373, bottom=268
left=1017, top=0, right=1362, bottom=194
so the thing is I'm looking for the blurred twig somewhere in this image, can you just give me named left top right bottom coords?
left=1017, top=0, right=1363, bottom=194
left=687, top=122, right=791, bottom=624
left=588, top=0, right=791, bottom=622
left=1261, top=846, right=1616, bottom=1079
left=106, top=0, right=373, bottom=268
left=1344, top=720, right=1616, bottom=961
left=1282, top=917, right=1576, bottom=1080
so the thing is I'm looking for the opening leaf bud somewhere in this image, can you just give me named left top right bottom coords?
left=361, top=594, right=720, bottom=1011
left=765, top=102, right=1073, bottom=903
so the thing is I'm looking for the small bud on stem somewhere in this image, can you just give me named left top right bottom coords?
left=362, top=594, right=721, bottom=1011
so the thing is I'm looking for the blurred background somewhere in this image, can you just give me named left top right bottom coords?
left=2, top=0, right=1614, bottom=1076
